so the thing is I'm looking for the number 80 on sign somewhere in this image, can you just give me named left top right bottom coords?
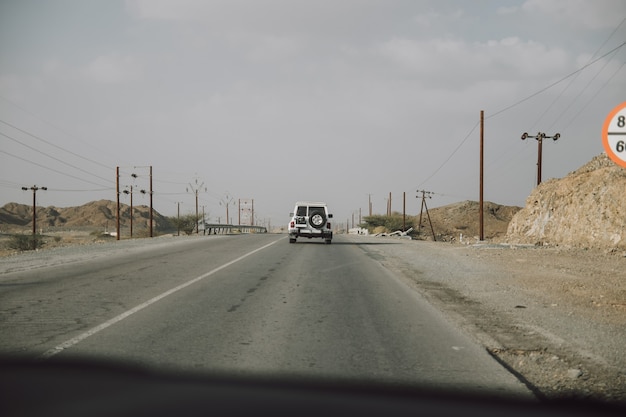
left=602, top=102, right=626, bottom=168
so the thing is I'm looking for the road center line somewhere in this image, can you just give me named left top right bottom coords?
left=40, top=237, right=282, bottom=359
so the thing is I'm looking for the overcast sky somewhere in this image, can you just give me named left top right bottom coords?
left=1, top=0, right=625, bottom=228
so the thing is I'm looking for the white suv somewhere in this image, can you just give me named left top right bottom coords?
left=288, top=201, right=333, bottom=244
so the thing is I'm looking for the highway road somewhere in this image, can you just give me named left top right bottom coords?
left=0, top=234, right=530, bottom=397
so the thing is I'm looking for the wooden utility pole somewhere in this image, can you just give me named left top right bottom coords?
left=21, top=185, right=47, bottom=250
left=116, top=166, right=120, bottom=240
left=123, top=185, right=133, bottom=238
left=177, top=202, right=181, bottom=236
left=417, top=190, right=436, bottom=241
left=402, top=191, right=406, bottom=231
left=479, top=110, right=484, bottom=241
left=521, top=132, right=561, bottom=186
left=149, top=166, right=153, bottom=237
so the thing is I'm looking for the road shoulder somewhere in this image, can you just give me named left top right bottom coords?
left=346, top=235, right=626, bottom=402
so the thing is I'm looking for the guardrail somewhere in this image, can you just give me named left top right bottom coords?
left=203, top=224, right=267, bottom=235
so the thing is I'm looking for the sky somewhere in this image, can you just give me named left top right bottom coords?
left=1, top=0, right=625, bottom=229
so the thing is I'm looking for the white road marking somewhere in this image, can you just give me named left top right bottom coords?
left=40, top=238, right=282, bottom=359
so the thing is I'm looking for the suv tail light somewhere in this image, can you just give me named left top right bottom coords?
left=290, top=221, right=295, bottom=228
left=327, top=222, right=331, bottom=229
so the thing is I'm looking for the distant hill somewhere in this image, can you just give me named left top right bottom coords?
left=0, top=199, right=171, bottom=232
left=424, top=200, right=521, bottom=241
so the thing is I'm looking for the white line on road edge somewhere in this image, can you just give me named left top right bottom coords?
left=40, top=237, right=283, bottom=359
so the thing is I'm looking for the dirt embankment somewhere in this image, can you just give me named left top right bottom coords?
left=506, top=153, right=626, bottom=250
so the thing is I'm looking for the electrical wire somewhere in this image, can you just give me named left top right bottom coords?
left=561, top=60, right=626, bottom=132
left=487, top=41, right=626, bottom=120
left=0, top=94, right=120, bottom=166
left=0, top=131, right=113, bottom=185
left=416, top=121, right=479, bottom=189
left=0, top=149, right=111, bottom=188
left=0, top=118, right=113, bottom=171
left=419, top=35, right=626, bottom=194
left=531, top=18, right=626, bottom=132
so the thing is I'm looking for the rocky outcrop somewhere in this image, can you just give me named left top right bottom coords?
left=506, top=153, right=626, bottom=250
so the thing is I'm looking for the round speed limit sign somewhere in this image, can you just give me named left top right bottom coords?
left=602, top=102, right=626, bottom=168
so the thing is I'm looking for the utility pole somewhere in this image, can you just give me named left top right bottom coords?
left=176, top=202, right=182, bottom=236
left=116, top=167, right=120, bottom=240
left=521, top=132, right=561, bottom=186
left=479, top=110, right=484, bottom=241
left=123, top=185, right=134, bottom=238
left=21, top=185, right=47, bottom=250
left=368, top=194, right=372, bottom=217
left=416, top=190, right=436, bottom=241
left=116, top=166, right=153, bottom=239
left=187, top=178, right=206, bottom=234
left=149, top=166, right=153, bottom=237
left=402, top=191, right=406, bottom=232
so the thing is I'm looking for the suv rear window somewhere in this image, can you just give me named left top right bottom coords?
left=296, top=206, right=307, bottom=216
left=308, top=206, right=325, bottom=216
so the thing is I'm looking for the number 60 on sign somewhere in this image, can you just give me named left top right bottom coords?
left=602, top=102, right=626, bottom=168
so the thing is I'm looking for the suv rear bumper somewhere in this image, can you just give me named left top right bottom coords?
left=288, top=229, right=332, bottom=239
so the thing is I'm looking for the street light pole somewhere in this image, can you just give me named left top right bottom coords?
left=220, top=194, right=234, bottom=225
left=187, top=179, right=206, bottom=234
left=21, top=185, right=47, bottom=250
left=521, top=132, right=561, bottom=186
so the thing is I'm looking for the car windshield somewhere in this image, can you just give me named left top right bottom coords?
left=1, top=1, right=625, bottom=413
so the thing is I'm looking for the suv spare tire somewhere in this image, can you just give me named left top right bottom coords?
left=309, top=211, right=326, bottom=229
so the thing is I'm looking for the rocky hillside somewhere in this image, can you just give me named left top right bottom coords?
left=0, top=200, right=170, bottom=232
left=506, top=153, right=626, bottom=250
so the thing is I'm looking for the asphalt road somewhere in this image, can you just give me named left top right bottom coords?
left=0, top=234, right=530, bottom=397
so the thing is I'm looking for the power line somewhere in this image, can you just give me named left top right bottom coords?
left=487, top=40, right=626, bottom=120
left=547, top=52, right=624, bottom=131
left=47, top=187, right=112, bottom=192
left=0, top=149, right=111, bottom=187
left=561, top=60, right=625, bottom=131
left=531, top=18, right=626, bottom=132
left=419, top=40, right=626, bottom=192
left=0, top=118, right=112, bottom=171
left=0, top=131, right=113, bottom=185
left=0, top=94, right=120, bottom=165
left=417, top=121, right=479, bottom=188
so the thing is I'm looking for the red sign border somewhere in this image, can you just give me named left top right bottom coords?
left=602, top=101, right=626, bottom=168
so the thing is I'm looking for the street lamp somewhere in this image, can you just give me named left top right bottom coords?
left=220, top=194, right=234, bottom=225
left=521, top=132, right=561, bottom=186
left=187, top=179, right=206, bottom=234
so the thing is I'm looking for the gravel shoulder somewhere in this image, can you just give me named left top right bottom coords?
left=346, top=235, right=626, bottom=403
left=0, top=233, right=225, bottom=276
